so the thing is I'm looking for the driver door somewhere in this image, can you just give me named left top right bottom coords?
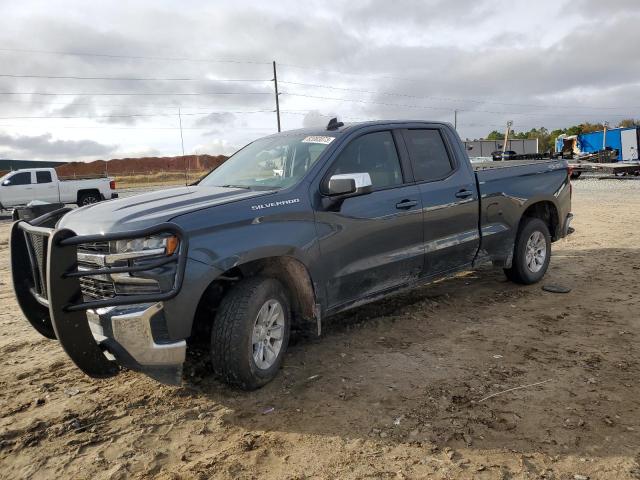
left=313, top=130, right=424, bottom=309
left=2, top=171, right=34, bottom=206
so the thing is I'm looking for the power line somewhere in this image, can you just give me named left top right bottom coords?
left=0, top=109, right=274, bottom=120
left=281, top=92, right=637, bottom=118
left=280, top=110, right=368, bottom=122
left=278, top=62, right=426, bottom=84
left=2, top=76, right=632, bottom=111
left=0, top=91, right=272, bottom=97
left=0, top=47, right=271, bottom=65
left=282, top=92, right=454, bottom=112
left=281, top=110, right=543, bottom=129
left=0, top=98, right=270, bottom=110
left=0, top=73, right=271, bottom=82
left=279, top=81, right=637, bottom=111
left=0, top=123, right=277, bottom=130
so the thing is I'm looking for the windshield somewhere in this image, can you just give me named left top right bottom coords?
left=199, top=133, right=336, bottom=190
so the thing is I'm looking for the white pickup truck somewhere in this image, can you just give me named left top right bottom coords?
left=0, top=168, right=117, bottom=209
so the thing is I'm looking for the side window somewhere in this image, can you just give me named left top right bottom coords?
left=36, top=171, right=52, bottom=184
left=327, top=131, right=402, bottom=190
left=404, top=129, right=454, bottom=182
left=5, top=172, right=32, bottom=186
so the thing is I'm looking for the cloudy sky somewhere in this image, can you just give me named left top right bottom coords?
left=0, top=0, right=638, bottom=161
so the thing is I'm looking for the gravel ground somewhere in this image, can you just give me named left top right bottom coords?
left=575, top=174, right=640, bottom=192
left=1, top=178, right=639, bottom=479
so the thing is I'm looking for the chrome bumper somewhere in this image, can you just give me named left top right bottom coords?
left=87, top=302, right=186, bottom=385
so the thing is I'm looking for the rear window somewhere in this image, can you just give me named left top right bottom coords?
left=404, top=129, right=454, bottom=182
left=36, top=171, right=52, bottom=183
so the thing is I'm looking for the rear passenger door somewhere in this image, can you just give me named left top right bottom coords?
left=399, top=128, right=480, bottom=276
left=314, top=129, right=424, bottom=309
left=34, top=170, right=59, bottom=203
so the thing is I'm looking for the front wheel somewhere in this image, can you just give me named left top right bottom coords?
left=210, top=276, right=291, bottom=390
left=504, top=217, right=552, bottom=284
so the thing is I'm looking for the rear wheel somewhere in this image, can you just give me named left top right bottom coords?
left=210, top=276, right=290, bottom=390
left=78, top=191, right=100, bottom=206
left=504, top=217, right=551, bottom=284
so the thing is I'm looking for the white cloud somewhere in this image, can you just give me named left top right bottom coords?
left=191, top=138, right=240, bottom=157
left=0, top=0, right=638, bottom=160
left=0, top=132, right=117, bottom=160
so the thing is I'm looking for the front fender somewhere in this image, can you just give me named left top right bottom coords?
left=166, top=193, right=323, bottom=340
left=162, top=257, right=223, bottom=340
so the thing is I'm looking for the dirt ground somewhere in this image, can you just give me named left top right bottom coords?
left=1, top=178, right=639, bottom=480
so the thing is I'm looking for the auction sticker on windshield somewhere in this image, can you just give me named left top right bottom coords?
left=301, top=136, right=335, bottom=144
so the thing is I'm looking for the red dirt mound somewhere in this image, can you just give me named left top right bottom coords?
left=55, top=154, right=228, bottom=177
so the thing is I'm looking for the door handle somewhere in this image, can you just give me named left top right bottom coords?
left=395, top=199, right=418, bottom=209
left=455, top=189, right=473, bottom=199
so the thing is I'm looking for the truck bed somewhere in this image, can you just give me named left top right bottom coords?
left=58, top=174, right=109, bottom=181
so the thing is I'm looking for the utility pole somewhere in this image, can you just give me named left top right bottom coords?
left=503, top=120, right=513, bottom=154
left=273, top=61, right=281, bottom=132
left=454, top=110, right=458, bottom=130
left=178, top=107, right=187, bottom=185
left=178, top=107, right=185, bottom=156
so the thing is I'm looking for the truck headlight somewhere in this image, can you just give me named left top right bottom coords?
left=112, top=235, right=179, bottom=256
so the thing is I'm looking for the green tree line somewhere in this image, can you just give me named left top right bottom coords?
left=484, top=119, right=640, bottom=152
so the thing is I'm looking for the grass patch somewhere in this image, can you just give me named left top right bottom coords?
left=114, top=170, right=209, bottom=188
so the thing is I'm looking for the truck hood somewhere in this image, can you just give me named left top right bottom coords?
left=57, top=185, right=273, bottom=234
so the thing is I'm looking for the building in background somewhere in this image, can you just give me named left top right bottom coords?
left=555, top=127, right=640, bottom=161
left=464, top=139, right=539, bottom=157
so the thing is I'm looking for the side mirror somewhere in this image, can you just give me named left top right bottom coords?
left=328, top=177, right=356, bottom=196
left=327, top=173, right=373, bottom=197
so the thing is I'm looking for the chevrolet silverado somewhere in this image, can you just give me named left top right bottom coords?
left=10, top=119, right=573, bottom=389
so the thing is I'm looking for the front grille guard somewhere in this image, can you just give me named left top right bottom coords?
left=11, top=214, right=188, bottom=378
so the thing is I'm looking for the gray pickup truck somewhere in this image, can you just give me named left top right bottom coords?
left=10, top=120, right=573, bottom=389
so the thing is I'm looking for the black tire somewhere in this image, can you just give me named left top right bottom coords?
left=504, top=217, right=552, bottom=285
left=210, top=276, right=291, bottom=390
left=78, top=191, right=101, bottom=206
left=570, top=171, right=582, bottom=179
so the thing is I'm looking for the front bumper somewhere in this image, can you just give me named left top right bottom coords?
left=10, top=208, right=188, bottom=385
left=87, top=303, right=186, bottom=384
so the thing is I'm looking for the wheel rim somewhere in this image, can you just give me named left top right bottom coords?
left=525, top=230, right=547, bottom=273
left=251, top=299, right=285, bottom=370
left=82, top=196, right=98, bottom=205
